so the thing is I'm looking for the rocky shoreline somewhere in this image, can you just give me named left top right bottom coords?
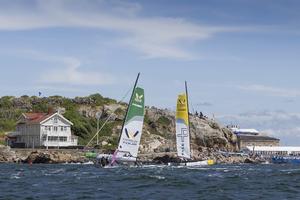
left=140, top=147, right=268, bottom=165
left=0, top=145, right=267, bottom=165
left=0, top=145, right=89, bottom=164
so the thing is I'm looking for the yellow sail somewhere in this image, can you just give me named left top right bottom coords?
left=176, top=94, right=189, bottom=126
left=176, top=94, right=190, bottom=159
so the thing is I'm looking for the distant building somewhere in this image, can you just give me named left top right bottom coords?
left=245, top=146, right=300, bottom=156
left=7, top=112, right=78, bottom=148
left=237, top=135, right=280, bottom=150
left=229, top=126, right=280, bottom=150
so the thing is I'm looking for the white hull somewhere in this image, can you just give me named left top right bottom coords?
left=184, top=160, right=211, bottom=167
left=96, top=153, right=137, bottom=167
left=168, top=160, right=214, bottom=167
left=97, top=154, right=137, bottom=162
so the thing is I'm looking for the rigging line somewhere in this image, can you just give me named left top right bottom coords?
left=186, top=85, right=207, bottom=148
left=84, top=87, right=132, bottom=148
left=116, top=73, right=140, bottom=146
left=190, top=102, right=195, bottom=116
left=185, top=81, right=192, bottom=159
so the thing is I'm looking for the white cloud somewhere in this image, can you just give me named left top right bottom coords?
left=238, top=84, right=300, bottom=97
left=40, top=57, right=115, bottom=86
left=5, top=49, right=116, bottom=86
left=0, top=0, right=249, bottom=59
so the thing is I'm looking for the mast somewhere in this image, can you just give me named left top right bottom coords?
left=185, top=81, right=191, bottom=159
left=185, top=81, right=191, bottom=132
left=117, top=73, right=140, bottom=145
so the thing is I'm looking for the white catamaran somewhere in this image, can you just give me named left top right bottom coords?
left=173, top=81, right=214, bottom=167
left=96, top=73, right=145, bottom=167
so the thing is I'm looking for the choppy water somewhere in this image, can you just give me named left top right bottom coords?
left=1, top=164, right=300, bottom=200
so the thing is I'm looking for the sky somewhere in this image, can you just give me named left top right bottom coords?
left=0, top=0, right=300, bottom=145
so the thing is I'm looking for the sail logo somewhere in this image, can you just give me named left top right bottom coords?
left=135, top=93, right=143, bottom=103
left=177, top=128, right=188, bottom=142
left=177, top=128, right=188, bottom=156
left=177, top=99, right=187, bottom=111
left=178, top=99, right=186, bottom=105
left=125, top=128, right=139, bottom=139
left=133, top=93, right=143, bottom=108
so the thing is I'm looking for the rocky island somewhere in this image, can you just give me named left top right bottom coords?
left=0, top=95, right=263, bottom=164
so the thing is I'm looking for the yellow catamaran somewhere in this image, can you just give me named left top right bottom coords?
left=175, top=81, right=214, bottom=166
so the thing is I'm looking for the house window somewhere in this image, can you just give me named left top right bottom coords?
left=59, top=136, right=67, bottom=142
left=54, top=117, right=58, bottom=124
left=64, top=127, right=67, bottom=131
left=42, top=135, right=47, bottom=141
left=61, top=126, right=64, bottom=131
left=48, top=136, right=58, bottom=141
left=54, top=127, right=58, bottom=132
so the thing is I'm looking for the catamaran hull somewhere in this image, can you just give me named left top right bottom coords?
left=168, top=160, right=214, bottom=167
left=184, top=160, right=214, bottom=166
left=96, top=154, right=137, bottom=167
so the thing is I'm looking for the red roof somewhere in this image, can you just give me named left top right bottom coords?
left=23, top=113, right=54, bottom=123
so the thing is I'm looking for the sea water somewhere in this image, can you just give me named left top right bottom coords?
left=0, top=163, right=300, bottom=199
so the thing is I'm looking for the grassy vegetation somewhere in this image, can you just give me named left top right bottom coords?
left=0, top=120, right=16, bottom=133
left=0, top=96, right=14, bottom=108
left=0, top=131, right=5, bottom=145
left=143, top=112, right=173, bottom=139
left=144, top=112, right=151, bottom=124
left=89, top=93, right=117, bottom=106
left=0, top=94, right=118, bottom=145
left=114, top=107, right=125, bottom=116
left=156, top=116, right=171, bottom=126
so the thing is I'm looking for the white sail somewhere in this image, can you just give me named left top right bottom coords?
left=117, top=87, right=145, bottom=159
left=175, top=94, right=191, bottom=159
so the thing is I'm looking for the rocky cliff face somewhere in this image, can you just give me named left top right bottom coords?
left=84, top=104, right=239, bottom=158
left=0, top=95, right=238, bottom=159
left=137, top=107, right=238, bottom=159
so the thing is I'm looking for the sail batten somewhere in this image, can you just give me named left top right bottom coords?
left=117, top=87, right=145, bottom=159
left=176, top=94, right=191, bottom=159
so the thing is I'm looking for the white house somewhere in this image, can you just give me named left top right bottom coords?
left=11, top=112, right=78, bottom=148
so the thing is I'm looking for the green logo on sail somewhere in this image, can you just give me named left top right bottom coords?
left=117, top=87, right=145, bottom=158
left=125, top=87, right=145, bottom=123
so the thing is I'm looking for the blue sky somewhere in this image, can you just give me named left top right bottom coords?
left=0, top=0, right=300, bottom=145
